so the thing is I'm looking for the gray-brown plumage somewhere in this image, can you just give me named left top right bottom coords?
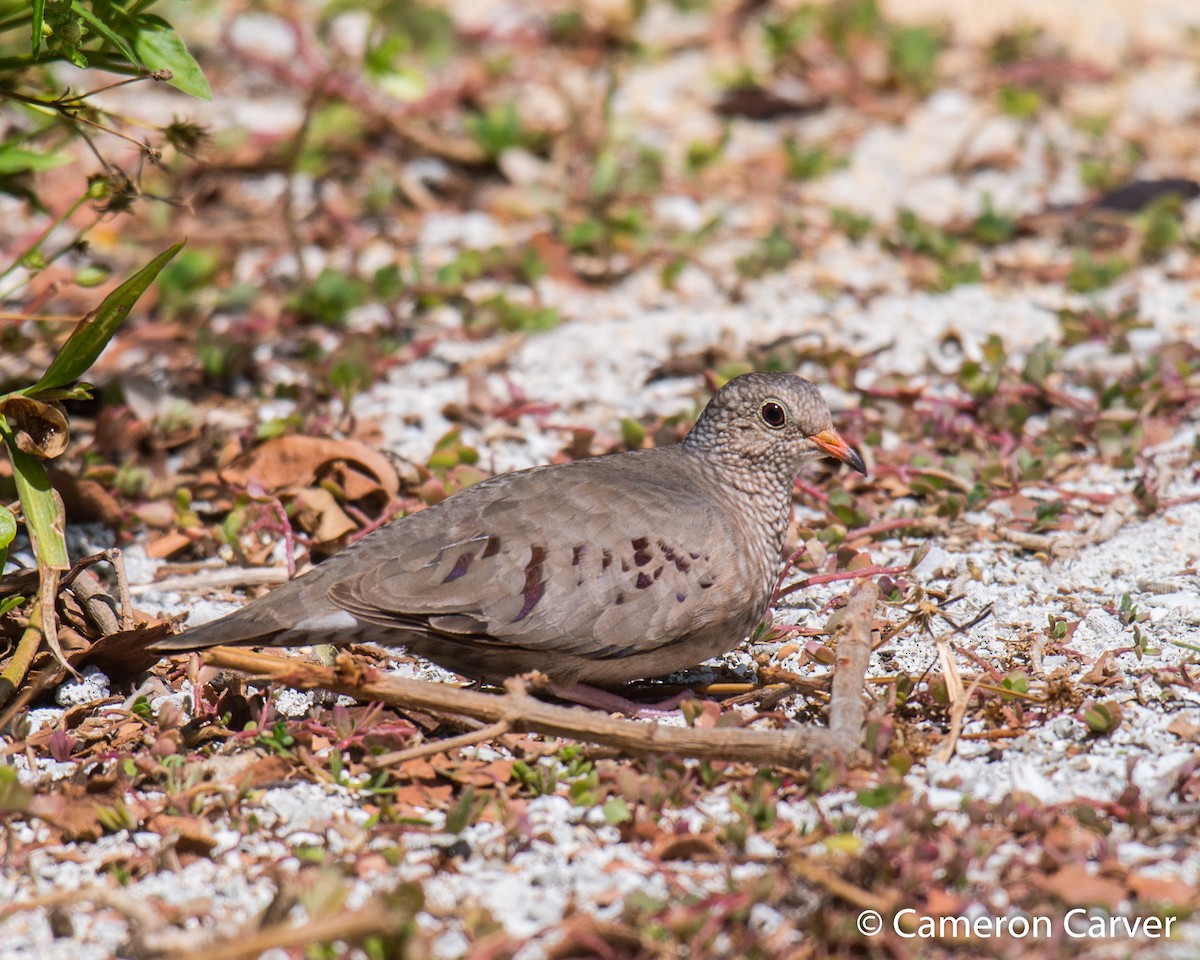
left=151, top=373, right=865, bottom=685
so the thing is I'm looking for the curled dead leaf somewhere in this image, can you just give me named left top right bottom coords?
left=651, top=832, right=722, bottom=862
left=0, top=395, right=70, bottom=459
left=292, top=486, right=358, bottom=545
left=220, top=435, right=402, bottom=499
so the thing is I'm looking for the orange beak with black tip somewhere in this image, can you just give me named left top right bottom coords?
left=810, top=429, right=867, bottom=475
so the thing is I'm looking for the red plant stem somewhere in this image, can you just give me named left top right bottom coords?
left=794, top=478, right=829, bottom=504
left=779, top=563, right=907, bottom=598
left=770, top=542, right=811, bottom=606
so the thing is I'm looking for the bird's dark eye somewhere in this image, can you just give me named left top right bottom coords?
left=759, top=399, right=788, bottom=429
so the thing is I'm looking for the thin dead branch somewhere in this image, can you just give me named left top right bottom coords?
left=829, top=581, right=880, bottom=742
left=201, top=582, right=882, bottom=766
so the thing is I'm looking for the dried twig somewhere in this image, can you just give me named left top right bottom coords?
left=203, top=646, right=840, bottom=764
left=67, top=570, right=121, bottom=637
left=129, top=566, right=292, bottom=596
left=168, top=898, right=412, bottom=960
left=829, top=582, right=880, bottom=743
left=935, top=673, right=984, bottom=763
left=788, top=855, right=895, bottom=913
left=201, top=582, right=882, bottom=766
left=368, top=719, right=512, bottom=767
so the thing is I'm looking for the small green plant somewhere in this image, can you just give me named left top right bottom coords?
left=465, top=102, right=539, bottom=161
left=830, top=208, right=873, bottom=243
left=1082, top=699, right=1123, bottom=735
left=988, top=26, right=1044, bottom=65
left=820, top=0, right=883, bottom=54
left=888, top=25, right=942, bottom=94
left=735, top=225, right=797, bottom=278
left=291, top=267, right=368, bottom=327
left=511, top=745, right=599, bottom=805
left=783, top=141, right=843, bottom=181
left=1079, top=142, right=1144, bottom=193
left=0, top=243, right=182, bottom=709
left=1137, top=194, right=1186, bottom=260
left=257, top=720, right=297, bottom=758
left=685, top=130, right=729, bottom=175
left=893, top=209, right=955, bottom=259
left=998, top=85, right=1042, bottom=119
left=1067, top=252, right=1129, bottom=293
left=469, top=293, right=560, bottom=335
left=0, top=764, right=32, bottom=818
left=763, top=7, right=816, bottom=62
left=972, top=197, right=1016, bottom=246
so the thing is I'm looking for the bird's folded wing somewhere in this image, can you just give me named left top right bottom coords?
left=327, top=458, right=738, bottom=660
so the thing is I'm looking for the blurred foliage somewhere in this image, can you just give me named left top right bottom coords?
left=0, top=0, right=208, bottom=299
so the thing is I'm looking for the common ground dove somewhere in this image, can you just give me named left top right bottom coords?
left=151, top=373, right=865, bottom=685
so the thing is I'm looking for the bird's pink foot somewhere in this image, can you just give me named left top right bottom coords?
left=546, top=681, right=696, bottom=718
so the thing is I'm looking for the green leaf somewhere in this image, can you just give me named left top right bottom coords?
left=70, top=1, right=139, bottom=66
left=0, top=503, right=15, bottom=571
left=32, top=241, right=183, bottom=395
left=0, top=765, right=32, bottom=813
left=32, top=0, right=46, bottom=57
left=0, top=146, right=72, bottom=175
left=0, top=433, right=69, bottom=570
left=130, top=17, right=212, bottom=100
left=602, top=796, right=631, bottom=826
left=856, top=782, right=904, bottom=809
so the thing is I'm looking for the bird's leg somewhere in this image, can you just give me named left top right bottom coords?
left=545, top=681, right=696, bottom=718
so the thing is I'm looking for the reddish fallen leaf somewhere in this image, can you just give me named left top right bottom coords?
left=46, top=468, right=124, bottom=527
left=150, top=813, right=218, bottom=857
left=233, top=754, right=296, bottom=790
left=1167, top=716, right=1200, bottom=743
left=220, top=435, right=401, bottom=498
left=651, top=832, right=722, bottom=862
left=1128, top=872, right=1197, bottom=907
left=1036, top=863, right=1126, bottom=909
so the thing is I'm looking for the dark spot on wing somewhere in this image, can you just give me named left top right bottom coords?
left=631, top=537, right=652, bottom=566
left=615, top=593, right=625, bottom=605
left=635, top=572, right=652, bottom=589
left=689, top=552, right=700, bottom=560
left=602, top=549, right=612, bottom=570
left=620, top=559, right=630, bottom=573
left=572, top=545, right=585, bottom=566
left=653, top=565, right=663, bottom=580
left=513, top=545, right=546, bottom=622
left=442, top=552, right=471, bottom=583
left=676, top=593, right=687, bottom=603
left=482, top=536, right=502, bottom=558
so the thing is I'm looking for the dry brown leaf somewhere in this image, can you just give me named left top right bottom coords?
left=150, top=813, right=218, bottom=857
left=1036, top=863, right=1126, bottom=909
left=1127, top=872, right=1197, bottom=907
left=45, top=468, right=123, bottom=527
left=144, top=529, right=200, bottom=560
left=220, top=435, right=400, bottom=498
left=1166, top=716, right=1200, bottom=743
left=651, top=832, right=722, bottom=862
left=0, top=395, right=69, bottom=459
left=292, top=487, right=358, bottom=544
left=232, top=754, right=296, bottom=790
